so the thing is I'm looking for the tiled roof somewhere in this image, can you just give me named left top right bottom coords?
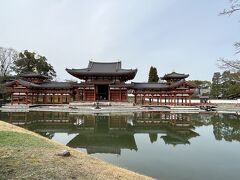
left=87, top=61, right=122, bottom=73
left=39, top=82, right=73, bottom=89
left=5, top=79, right=75, bottom=89
left=18, top=79, right=40, bottom=88
left=162, top=72, right=189, bottom=79
left=131, top=82, right=169, bottom=89
left=19, top=73, right=49, bottom=79
left=131, top=79, right=195, bottom=90
left=66, top=61, right=137, bottom=80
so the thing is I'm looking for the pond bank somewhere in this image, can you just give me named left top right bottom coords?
left=0, top=104, right=204, bottom=114
left=0, top=121, right=153, bottom=180
left=1, top=103, right=240, bottom=114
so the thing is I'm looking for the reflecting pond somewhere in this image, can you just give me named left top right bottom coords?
left=0, top=111, right=240, bottom=180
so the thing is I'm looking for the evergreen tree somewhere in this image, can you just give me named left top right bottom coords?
left=210, top=72, right=222, bottom=98
left=12, top=50, right=56, bottom=79
left=221, top=71, right=231, bottom=98
left=148, top=66, right=159, bottom=82
left=148, top=66, right=154, bottom=82
left=220, top=71, right=240, bottom=98
left=227, top=83, right=240, bottom=96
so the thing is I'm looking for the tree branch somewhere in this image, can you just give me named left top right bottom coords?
left=218, top=58, right=240, bottom=72
left=220, top=0, right=240, bottom=16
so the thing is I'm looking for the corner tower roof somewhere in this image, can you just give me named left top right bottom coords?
left=162, top=72, right=189, bottom=80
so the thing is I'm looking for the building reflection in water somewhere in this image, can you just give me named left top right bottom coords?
left=0, top=111, right=205, bottom=154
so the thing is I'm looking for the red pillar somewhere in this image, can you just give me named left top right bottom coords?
left=26, top=93, right=28, bottom=105
left=11, top=93, right=13, bottom=105
left=134, top=93, right=137, bottom=104
left=31, top=93, right=34, bottom=104
left=170, top=94, right=173, bottom=105
left=120, top=88, right=122, bottom=101
left=36, top=93, right=39, bottom=104
left=108, top=86, right=111, bottom=101
left=159, top=94, right=161, bottom=105
left=83, top=87, right=85, bottom=101
left=174, top=94, right=176, bottom=106
left=60, top=93, right=63, bottom=104
left=43, top=93, right=46, bottom=104
left=143, top=93, right=145, bottom=105
left=18, top=92, right=20, bottom=104
left=52, top=93, right=55, bottom=104
left=94, top=86, right=96, bottom=101
left=169, top=95, right=172, bottom=105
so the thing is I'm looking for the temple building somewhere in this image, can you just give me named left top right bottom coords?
left=131, top=72, right=196, bottom=106
left=5, top=60, right=196, bottom=106
left=66, top=61, right=137, bottom=101
left=5, top=73, right=77, bottom=104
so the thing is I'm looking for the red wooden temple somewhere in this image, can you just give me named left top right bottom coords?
left=66, top=61, right=137, bottom=101
left=5, top=61, right=196, bottom=106
left=131, top=72, right=196, bottom=106
left=5, top=73, right=76, bottom=104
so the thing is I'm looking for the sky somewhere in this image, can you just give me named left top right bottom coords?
left=0, top=0, right=239, bottom=82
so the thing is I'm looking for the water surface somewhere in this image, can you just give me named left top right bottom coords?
left=0, top=111, right=240, bottom=180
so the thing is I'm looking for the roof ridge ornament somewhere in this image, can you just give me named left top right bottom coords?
left=88, top=59, right=94, bottom=71
left=116, top=60, right=121, bottom=71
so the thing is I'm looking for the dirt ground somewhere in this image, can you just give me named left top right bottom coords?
left=0, top=121, right=153, bottom=180
left=216, top=103, right=240, bottom=110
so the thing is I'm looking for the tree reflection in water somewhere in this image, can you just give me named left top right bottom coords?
left=190, top=113, right=240, bottom=142
left=1, top=111, right=240, bottom=180
left=1, top=111, right=240, bottom=154
left=211, top=114, right=240, bottom=142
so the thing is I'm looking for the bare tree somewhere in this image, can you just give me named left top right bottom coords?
left=220, top=0, right=240, bottom=16
left=218, top=0, right=240, bottom=78
left=234, top=42, right=240, bottom=54
left=0, top=47, right=18, bottom=79
left=218, top=58, right=240, bottom=72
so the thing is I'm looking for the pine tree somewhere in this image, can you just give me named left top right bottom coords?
left=210, top=72, right=222, bottom=98
left=148, top=66, right=159, bottom=82
left=221, top=71, right=231, bottom=98
left=148, top=66, right=154, bottom=82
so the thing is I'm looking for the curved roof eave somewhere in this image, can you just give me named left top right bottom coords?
left=66, top=68, right=137, bottom=80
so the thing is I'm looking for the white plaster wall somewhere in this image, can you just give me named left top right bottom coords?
left=192, top=99, right=240, bottom=104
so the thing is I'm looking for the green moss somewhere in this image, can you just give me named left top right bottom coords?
left=0, top=131, right=54, bottom=148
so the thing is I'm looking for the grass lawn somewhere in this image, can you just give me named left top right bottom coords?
left=0, top=121, right=153, bottom=180
left=0, top=131, right=54, bottom=148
